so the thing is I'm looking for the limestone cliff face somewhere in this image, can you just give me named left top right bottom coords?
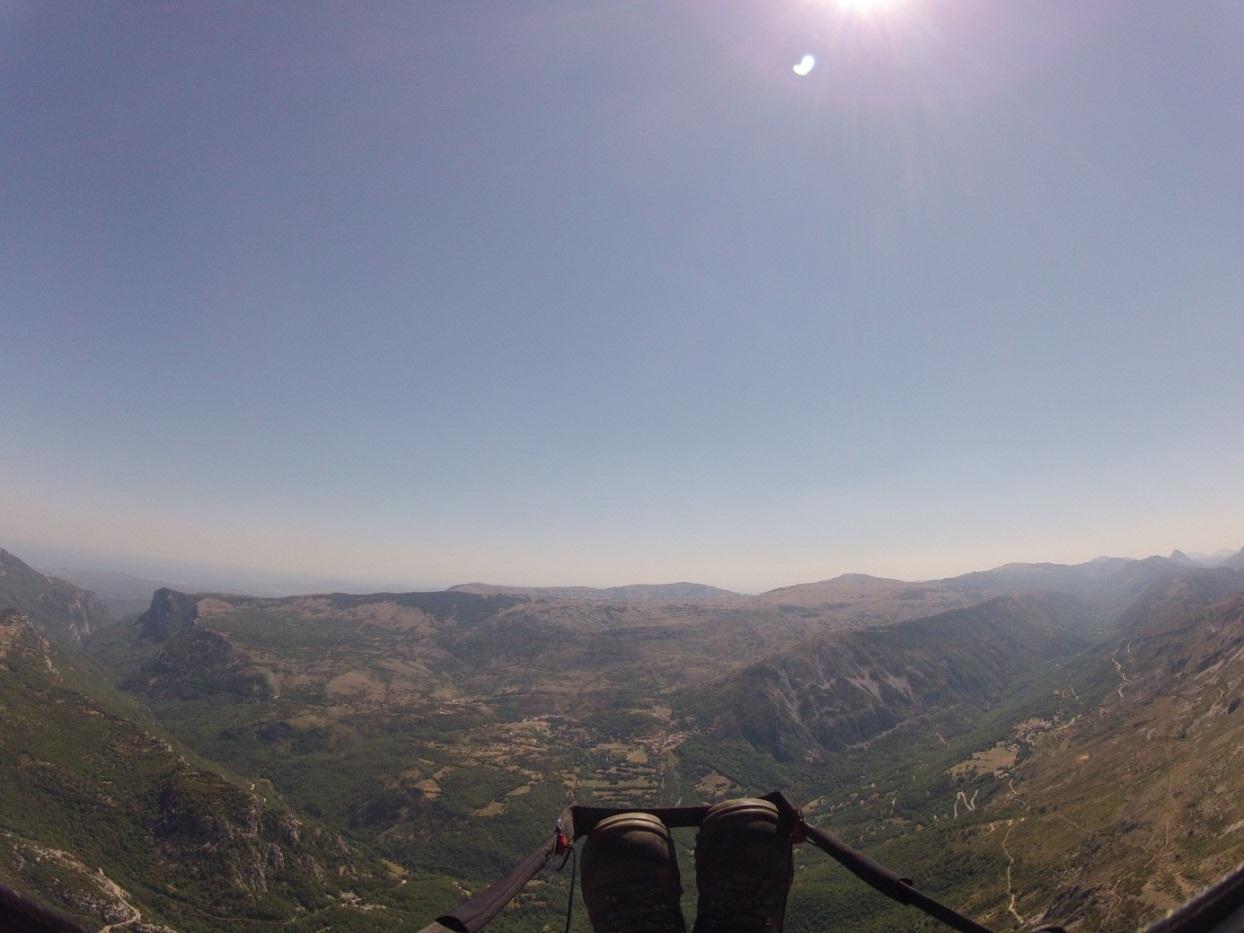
left=0, top=609, right=53, bottom=665
left=0, top=547, right=110, bottom=644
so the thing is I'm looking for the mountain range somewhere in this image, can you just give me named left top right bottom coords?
left=3, top=540, right=1244, bottom=930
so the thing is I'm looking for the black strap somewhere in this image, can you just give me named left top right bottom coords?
left=1144, top=862, right=1244, bottom=933
left=800, top=821, right=993, bottom=933
left=433, top=838, right=554, bottom=933
left=555, top=843, right=577, bottom=933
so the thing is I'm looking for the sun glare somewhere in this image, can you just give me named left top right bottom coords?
left=837, top=0, right=903, bottom=13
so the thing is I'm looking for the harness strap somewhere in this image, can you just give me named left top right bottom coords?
left=431, top=837, right=554, bottom=933
left=426, top=791, right=997, bottom=933
left=800, top=821, right=993, bottom=933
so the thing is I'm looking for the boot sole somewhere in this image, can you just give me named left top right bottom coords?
left=595, top=810, right=676, bottom=837
left=701, top=798, right=781, bottom=827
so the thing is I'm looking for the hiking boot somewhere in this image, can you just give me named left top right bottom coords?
left=581, top=811, right=687, bottom=932
left=693, top=798, right=794, bottom=932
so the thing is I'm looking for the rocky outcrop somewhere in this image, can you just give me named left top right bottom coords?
left=128, top=626, right=273, bottom=700
left=137, top=588, right=200, bottom=641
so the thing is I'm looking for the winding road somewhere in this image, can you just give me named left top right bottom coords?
left=96, top=871, right=142, bottom=932
left=1112, top=652, right=1129, bottom=700
left=1002, top=819, right=1026, bottom=927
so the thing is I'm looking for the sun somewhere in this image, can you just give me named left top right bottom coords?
left=836, top=0, right=904, bottom=13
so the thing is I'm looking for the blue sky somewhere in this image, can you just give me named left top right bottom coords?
left=3, top=1, right=1242, bottom=591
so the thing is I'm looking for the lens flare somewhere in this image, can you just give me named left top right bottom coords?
left=793, top=53, right=816, bottom=76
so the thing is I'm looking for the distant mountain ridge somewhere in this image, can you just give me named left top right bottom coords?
left=449, top=580, right=740, bottom=601
left=762, top=552, right=1244, bottom=622
left=16, top=538, right=1244, bottom=618
left=1221, top=547, right=1244, bottom=570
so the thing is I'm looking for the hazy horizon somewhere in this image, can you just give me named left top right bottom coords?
left=6, top=533, right=1240, bottom=597
left=4, top=2, right=1242, bottom=591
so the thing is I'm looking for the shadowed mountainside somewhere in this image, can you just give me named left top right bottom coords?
left=689, top=594, right=1092, bottom=762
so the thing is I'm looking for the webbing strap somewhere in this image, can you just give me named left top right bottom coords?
left=801, top=822, right=993, bottom=933
left=432, top=840, right=553, bottom=933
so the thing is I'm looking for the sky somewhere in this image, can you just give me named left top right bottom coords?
left=2, top=1, right=1243, bottom=592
